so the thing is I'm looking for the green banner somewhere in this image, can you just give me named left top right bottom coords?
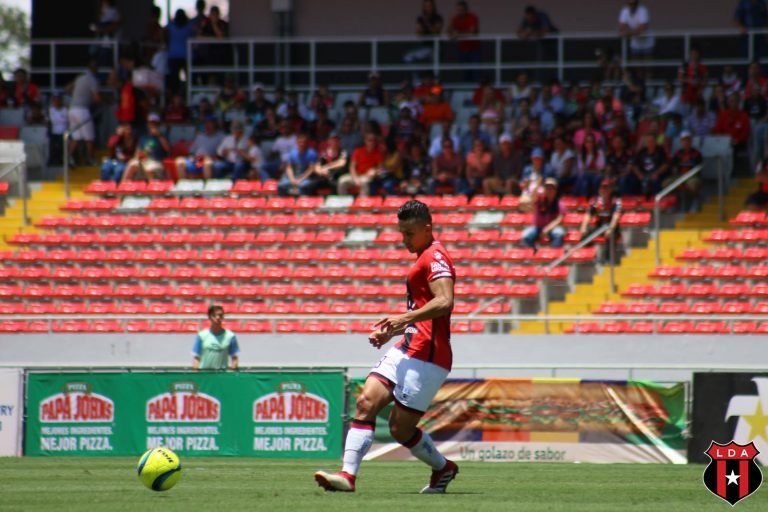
left=25, top=372, right=344, bottom=458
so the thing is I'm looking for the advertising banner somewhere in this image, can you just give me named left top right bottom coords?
left=25, top=371, right=344, bottom=458
left=351, top=378, right=686, bottom=464
left=690, top=372, right=768, bottom=465
left=0, top=368, right=23, bottom=456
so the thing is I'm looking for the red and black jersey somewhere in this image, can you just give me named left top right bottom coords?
left=589, top=196, right=622, bottom=227
left=395, top=241, right=455, bottom=370
left=672, top=148, right=703, bottom=174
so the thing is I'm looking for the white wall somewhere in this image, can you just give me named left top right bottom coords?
left=229, top=0, right=734, bottom=37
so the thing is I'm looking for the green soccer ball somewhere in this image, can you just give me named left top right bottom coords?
left=137, top=447, right=182, bottom=491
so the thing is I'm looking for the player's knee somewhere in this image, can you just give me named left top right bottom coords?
left=388, top=419, right=416, bottom=444
left=355, top=393, right=375, bottom=418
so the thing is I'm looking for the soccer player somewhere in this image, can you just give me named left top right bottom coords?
left=191, top=305, right=240, bottom=370
left=314, top=200, right=458, bottom=494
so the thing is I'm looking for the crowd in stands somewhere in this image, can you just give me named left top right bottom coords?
left=2, top=0, right=768, bottom=215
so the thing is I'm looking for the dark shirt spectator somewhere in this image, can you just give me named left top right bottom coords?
left=164, top=94, right=191, bottom=124
left=744, top=88, right=768, bottom=120
left=417, top=0, right=443, bottom=36
left=518, top=5, right=558, bottom=39
left=192, top=0, right=209, bottom=31
left=623, top=135, right=669, bottom=196
left=735, top=0, right=768, bottom=31
left=604, top=135, right=633, bottom=181
left=402, top=143, right=431, bottom=195
left=745, top=158, right=768, bottom=210
left=678, top=46, right=708, bottom=104
left=198, top=5, right=229, bottom=38
left=309, top=106, right=337, bottom=142
left=359, top=73, right=388, bottom=108
left=11, top=68, right=40, bottom=108
left=246, top=84, right=274, bottom=125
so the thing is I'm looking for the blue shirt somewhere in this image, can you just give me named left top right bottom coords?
left=735, top=0, right=768, bottom=28
left=459, top=129, right=492, bottom=156
left=168, top=23, right=195, bottom=59
left=287, top=147, right=318, bottom=174
left=192, top=331, right=240, bottom=357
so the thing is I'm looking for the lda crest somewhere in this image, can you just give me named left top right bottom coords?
left=703, top=441, right=762, bottom=506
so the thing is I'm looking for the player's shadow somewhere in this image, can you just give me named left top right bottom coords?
left=398, top=491, right=483, bottom=495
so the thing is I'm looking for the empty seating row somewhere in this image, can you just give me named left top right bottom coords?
left=0, top=264, right=568, bottom=282
left=596, top=300, right=768, bottom=315
left=0, top=247, right=596, bottom=264
left=702, top=230, right=768, bottom=244
left=7, top=230, right=346, bottom=246
left=0, top=300, right=511, bottom=316
left=566, top=320, right=768, bottom=335
left=621, top=283, right=768, bottom=299
left=0, top=282, right=540, bottom=300
left=649, top=265, right=768, bottom=280
left=730, top=211, right=768, bottom=227
left=676, top=247, right=768, bottom=262
left=0, top=319, right=485, bottom=334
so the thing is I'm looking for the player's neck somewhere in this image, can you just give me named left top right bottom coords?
left=416, top=237, right=437, bottom=255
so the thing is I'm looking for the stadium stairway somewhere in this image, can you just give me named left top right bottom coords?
left=513, top=181, right=753, bottom=334
left=0, top=165, right=98, bottom=250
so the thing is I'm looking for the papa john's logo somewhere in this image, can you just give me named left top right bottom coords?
left=703, top=441, right=763, bottom=506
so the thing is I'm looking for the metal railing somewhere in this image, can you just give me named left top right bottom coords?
left=653, top=164, right=704, bottom=266
left=540, top=223, right=612, bottom=334
left=0, top=159, right=28, bottom=227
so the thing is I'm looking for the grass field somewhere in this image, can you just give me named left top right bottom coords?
left=1, top=458, right=766, bottom=511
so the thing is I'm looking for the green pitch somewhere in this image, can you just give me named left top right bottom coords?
left=1, top=458, right=766, bottom=511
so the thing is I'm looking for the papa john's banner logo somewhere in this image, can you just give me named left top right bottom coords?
left=39, top=382, right=114, bottom=423
left=703, top=441, right=763, bottom=506
left=146, top=381, right=220, bottom=422
left=253, top=381, right=329, bottom=422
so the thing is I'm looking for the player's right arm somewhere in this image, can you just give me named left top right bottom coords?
left=192, top=335, right=201, bottom=370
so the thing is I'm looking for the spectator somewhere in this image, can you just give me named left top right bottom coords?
left=192, top=0, right=208, bottom=30
left=283, top=103, right=308, bottom=136
left=744, top=84, right=768, bottom=121
left=517, top=115, right=546, bottom=159
left=414, top=71, right=438, bottom=102
left=278, top=133, right=318, bottom=196
left=421, top=86, right=455, bottom=128
left=745, top=61, right=768, bottom=97
left=603, top=112, right=633, bottom=147
left=471, top=79, right=505, bottom=106
left=272, top=121, right=299, bottom=162
left=192, top=305, right=239, bottom=371
left=388, top=104, right=421, bottom=145
left=402, top=142, right=431, bottom=195
left=405, top=0, right=444, bottom=65
left=122, top=113, right=169, bottom=182
left=392, top=83, right=422, bottom=120
left=623, top=134, right=669, bottom=196
left=110, top=53, right=146, bottom=130
left=175, top=118, right=223, bottom=179
left=679, top=45, right=708, bottom=105
left=484, top=133, right=523, bottom=195
left=338, top=133, right=385, bottom=196
left=574, top=133, right=606, bottom=197
left=521, top=177, right=565, bottom=249
left=48, top=92, right=68, bottom=166
left=11, top=68, right=40, bottom=109
left=66, top=59, right=101, bottom=167
left=604, top=135, right=633, bottom=184
left=255, top=107, right=280, bottom=142
left=246, top=84, right=274, bottom=125
left=532, top=82, right=565, bottom=134
left=142, top=4, right=165, bottom=63
left=550, top=135, right=575, bottom=188
left=520, top=147, right=554, bottom=202
left=428, top=123, right=460, bottom=158
left=371, top=139, right=404, bottom=196
left=101, top=123, right=137, bottom=182
left=465, top=138, right=492, bottom=194
left=338, top=117, right=364, bottom=156
left=596, top=47, right=623, bottom=82
left=511, top=98, right=532, bottom=137
left=90, top=0, right=121, bottom=66
left=713, top=92, right=751, bottom=150
left=653, top=81, right=682, bottom=116
left=430, top=137, right=466, bottom=194
left=745, top=157, right=768, bottom=211
left=687, top=99, right=716, bottom=137
left=708, top=83, right=728, bottom=113
left=164, top=93, right=191, bottom=124
left=665, top=112, right=685, bottom=142
left=509, top=72, right=532, bottom=106
left=573, top=112, right=603, bottom=150
left=166, top=9, right=195, bottom=95
left=620, top=68, right=646, bottom=120
left=316, top=84, right=334, bottom=110
left=517, top=5, right=558, bottom=40
left=459, top=114, right=492, bottom=156
left=245, top=134, right=264, bottom=181
left=314, top=133, right=349, bottom=192
left=192, top=97, right=215, bottom=125
left=734, top=0, right=768, bottom=56
left=214, top=120, right=250, bottom=180
left=618, top=0, right=655, bottom=58
left=277, top=90, right=311, bottom=121
left=477, top=84, right=505, bottom=134
left=309, top=105, right=336, bottom=142
left=215, top=76, right=238, bottom=114
left=670, top=131, right=704, bottom=211
left=199, top=5, right=229, bottom=38
left=359, top=72, right=388, bottom=108
left=579, top=180, right=622, bottom=261
left=722, top=65, right=743, bottom=96
left=196, top=5, right=230, bottom=69
left=448, top=1, right=481, bottom=81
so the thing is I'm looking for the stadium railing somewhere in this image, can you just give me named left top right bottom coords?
left=0, top=155, right=28, bottom=226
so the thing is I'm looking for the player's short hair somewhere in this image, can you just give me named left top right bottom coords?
left=208, top=304, right=224, bottom=318
left=397, top=200, right=432, bottom=225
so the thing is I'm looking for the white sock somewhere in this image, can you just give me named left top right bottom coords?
left=404, top=429, right=446, bottom=470
left=341, top=420, right=375, bottom=476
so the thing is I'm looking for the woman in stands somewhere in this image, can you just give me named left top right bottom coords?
left=430, top=137, right=466, bottom=195
left=477, top=84, right=504, bottom=136
left=549, top=136, right=575, bottom=192
left=464, top=138, right=492, bottom=195
left=575, top=133, right=606, bottom=198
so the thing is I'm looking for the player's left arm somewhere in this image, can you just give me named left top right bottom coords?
left=377, top=277, right=454, bottom=334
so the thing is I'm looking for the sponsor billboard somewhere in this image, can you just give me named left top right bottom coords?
left=26, top=372, right=344, bottom=457
left=352, top=378, right=687, bottom=464
left=690, top=373, right=768, bottom=465
left=0, top=368, right=23, bottom=456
